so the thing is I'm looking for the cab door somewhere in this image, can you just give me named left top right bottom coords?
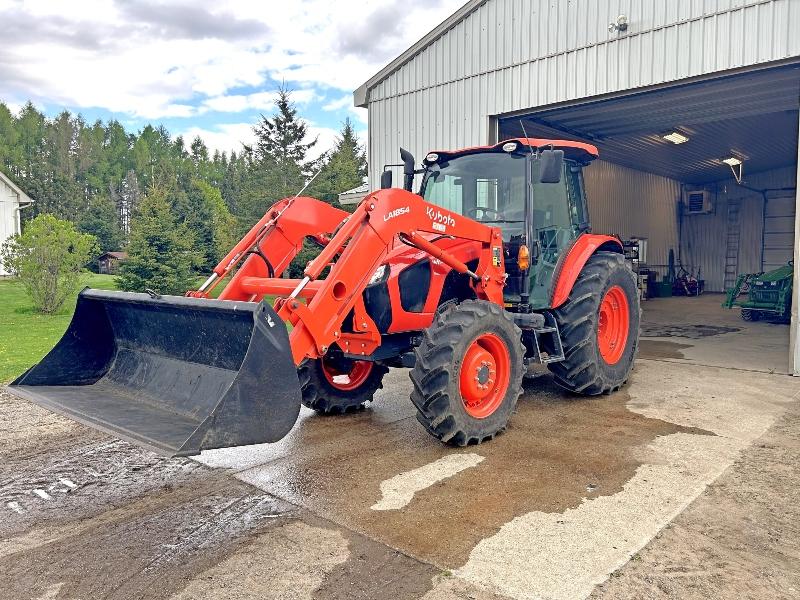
left=527, top=161, right=584, bottom=308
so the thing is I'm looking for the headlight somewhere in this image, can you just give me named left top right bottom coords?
left=368, top=264, right=389, bottom=285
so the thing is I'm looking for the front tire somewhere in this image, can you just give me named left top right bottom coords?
left=410, top=300, right=525, bottom=445
left=741, top=308, right=758, bottom=321
left=548, top=251, right=639, bottom=395
left=299, top=357, right=388, bottom=414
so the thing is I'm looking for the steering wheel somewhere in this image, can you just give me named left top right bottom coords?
left=467, top=206, right=504, bottom=221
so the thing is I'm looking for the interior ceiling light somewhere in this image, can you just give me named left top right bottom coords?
left=662, top=131, right=689, bottom=144
left=721, top=155, right=744, bottom=184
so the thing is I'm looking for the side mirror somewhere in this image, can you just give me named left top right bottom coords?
left=538, top=149, right=564, bottom=184
left=380, top=170, right=393, bottom=189
left=400, top=147, right=415, bottom=192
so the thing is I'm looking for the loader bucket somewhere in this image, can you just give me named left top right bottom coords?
left=8, top=289, right=301, bottom=457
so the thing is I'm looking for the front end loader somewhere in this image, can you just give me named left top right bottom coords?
left=722, top=262, right=793, bottom=322
left=9, top=139, right=640, bottom=456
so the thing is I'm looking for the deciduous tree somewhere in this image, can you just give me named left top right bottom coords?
left=0, top=214, right=98, bottom=313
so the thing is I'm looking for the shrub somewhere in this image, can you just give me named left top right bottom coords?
left=0, top=214, right=98, bottom=313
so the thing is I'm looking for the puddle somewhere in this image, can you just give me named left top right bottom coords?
left=642, top=324, right=740, bottom=339
left=639, top=339, right=693, bottom=360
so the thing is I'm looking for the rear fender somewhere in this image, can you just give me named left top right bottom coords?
left=550, top=234, right=623, bottom=309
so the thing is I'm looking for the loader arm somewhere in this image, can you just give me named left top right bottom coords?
left=188, top=195, right=350, bottom=301
left=273, top=188, right=506, bottom=364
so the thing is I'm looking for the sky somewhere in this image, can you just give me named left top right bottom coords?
left=0, top=0, right=466, bottom=158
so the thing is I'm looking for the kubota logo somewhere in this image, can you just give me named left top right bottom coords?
left=384, top=206, right=410, bottom=221
left=426, top=207, right=456, bottom=232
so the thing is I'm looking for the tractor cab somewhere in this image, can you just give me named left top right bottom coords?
left=418, top=138, right=598, bottom=308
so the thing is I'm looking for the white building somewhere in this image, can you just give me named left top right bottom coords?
left=0, top=170, right=33, bottom=275
left=355, top=0, right=800, bottom=372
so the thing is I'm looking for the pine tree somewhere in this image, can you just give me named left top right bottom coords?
left=310, top=118, right=366, bottom=206
left=117, top=189, right=198, bottom=295
left=238, top=87, right=318, bottom=227
left=0, top=103, right=20, bottom=173
left=252, top=87, right=317, bottom=176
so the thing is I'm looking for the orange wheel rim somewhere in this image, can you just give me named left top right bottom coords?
left=598, top=285, right=630, bottom=365
left=322, top=359, right=373, bottom=391
left=459, top=333, right=511, bottom=419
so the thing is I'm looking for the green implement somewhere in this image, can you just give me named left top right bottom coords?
left=722, top=262, right=793, bottom=322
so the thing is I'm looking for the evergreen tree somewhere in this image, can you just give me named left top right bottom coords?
left=238, top=87, right=318, bottom=227
left=0, top=94, right=347, bottom=278
left=310, top=118, right=366, bottom=206
left=0, top=103, right=20, bottom=173
left=117, top=189, right=198, bottom=295
left=79, top=194, right=124, bottom=253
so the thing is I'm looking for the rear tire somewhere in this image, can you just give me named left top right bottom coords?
left=548, top=251, right=639, bottom=395
left=410, top=300, right=524, bottom=445
left=299, top=357, right=388, bottom=414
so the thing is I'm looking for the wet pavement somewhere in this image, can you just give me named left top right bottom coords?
left=1, top=294, right=798, bottom=599
left=204, top=374, right=707, bottom=568
left=191, top=361, right=798, bottom=599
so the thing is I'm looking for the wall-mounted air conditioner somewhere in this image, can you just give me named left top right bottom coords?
left=683, top=189, right=713, bottom=215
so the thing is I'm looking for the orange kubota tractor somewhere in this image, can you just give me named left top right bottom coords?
left=9, top=139, right=639, bottom=456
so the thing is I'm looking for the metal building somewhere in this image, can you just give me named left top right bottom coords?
left=354, top=0, right=800, bottom=372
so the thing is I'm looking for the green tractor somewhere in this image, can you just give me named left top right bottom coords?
left=723, top=262, right=793, bottom=322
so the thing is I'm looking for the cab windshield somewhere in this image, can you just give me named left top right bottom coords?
left=420, top=152, right=527, bottom=240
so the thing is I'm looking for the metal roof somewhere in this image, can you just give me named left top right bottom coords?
left=498, top=65, right=800, bottom=184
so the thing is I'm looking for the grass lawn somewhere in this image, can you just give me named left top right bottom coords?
left=0, top=273, right=119, bottom=383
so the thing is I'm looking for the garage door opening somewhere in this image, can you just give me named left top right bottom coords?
left=498, top=65, right=800, bottom=374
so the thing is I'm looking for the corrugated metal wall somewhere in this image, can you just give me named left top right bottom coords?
left=366, top=0, right=800, bottom=188
left=680, top=165, right=797, bottom=291
left=561, top=161, right=798, bottom=294
left=584, top=160, right=681, bottom=281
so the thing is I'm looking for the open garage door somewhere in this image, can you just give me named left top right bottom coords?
left=496, top=64, right=799, bottom=375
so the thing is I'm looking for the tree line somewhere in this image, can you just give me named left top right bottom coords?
left=0, top=88, right=367, bottom=295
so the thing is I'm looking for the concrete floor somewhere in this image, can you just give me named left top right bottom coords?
left=1, top=294, right=798, bottom=599
left=639, top=293, right=790, bottom=374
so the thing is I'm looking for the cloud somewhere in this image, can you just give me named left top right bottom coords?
left=323, top=96, right=368, bottom=126
left=3, top=100, right=23, bottom=116
left=202, top=89, right=317, bottom=114
left=117, top=1, right=270, bottom=41
left=181, top=122, right=255, bottom=156
left=322, top=96, right=352, bottom=112
left=0, top=0, right=466, bottom=122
